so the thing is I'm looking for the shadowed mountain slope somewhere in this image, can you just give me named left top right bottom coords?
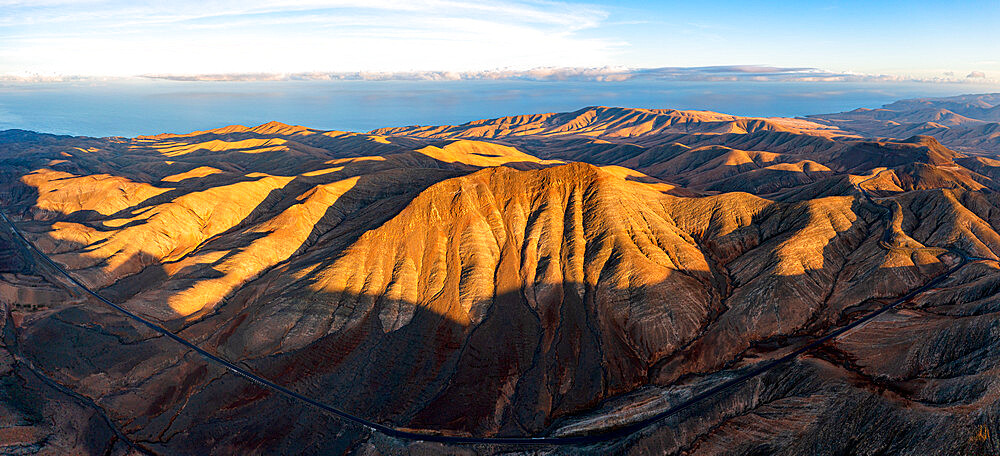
left=372, top=106, right=851, bottom=140
left=2, top=101, right=1000, bottom=454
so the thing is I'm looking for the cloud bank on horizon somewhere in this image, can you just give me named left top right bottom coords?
left=6, top=66, right=1000, bottom=86
left=134, top=66, right=1000, bottom=84
left=1, top=0, right=998, bottom=84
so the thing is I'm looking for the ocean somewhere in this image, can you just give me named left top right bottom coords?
left=1, top=79, right=997, bottom=138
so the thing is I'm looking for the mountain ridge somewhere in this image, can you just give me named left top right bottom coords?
left=2, top=98, right=1000, bottom=454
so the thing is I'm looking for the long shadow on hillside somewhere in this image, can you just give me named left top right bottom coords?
left=491, top=133, right=970, bottom=197
left=137, top=128, right=429, bottom=154
left=8, top=176, right=1000, bottom=455
left=4, top=132, right=1000, bottom=452
left=11, top=241, right=996, bottom=454
left=6, top=141, right=514, bottom=308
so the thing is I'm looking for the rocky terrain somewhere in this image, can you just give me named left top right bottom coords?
left=808, top=93, right=1000, bottom=155
left=2, top=98, right=1000, bottom=455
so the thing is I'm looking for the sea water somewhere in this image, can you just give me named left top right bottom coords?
left=1, top=79, right=997, bottom=138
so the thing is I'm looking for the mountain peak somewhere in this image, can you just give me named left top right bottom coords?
left=250, top=121, right=312, bottom=135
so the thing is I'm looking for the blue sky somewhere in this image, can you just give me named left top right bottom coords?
left=1, top=0, right=998, bottom=81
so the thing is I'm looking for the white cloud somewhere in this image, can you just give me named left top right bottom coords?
left=5, top=65, right=1000, bottom=86
left=967, top=71, right=987, bottom=78
left=120, top=65, right=999, bottom=84
left=0, top=0, right=619, bottom=75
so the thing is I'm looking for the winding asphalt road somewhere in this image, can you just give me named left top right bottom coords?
left=0, top=175, right=989, bottom=447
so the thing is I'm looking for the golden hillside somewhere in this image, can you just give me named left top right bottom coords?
left=2, top=106, right=1000, bottom=454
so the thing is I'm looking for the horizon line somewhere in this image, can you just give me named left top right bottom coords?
left=3, top=65, right=999, bottom=85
